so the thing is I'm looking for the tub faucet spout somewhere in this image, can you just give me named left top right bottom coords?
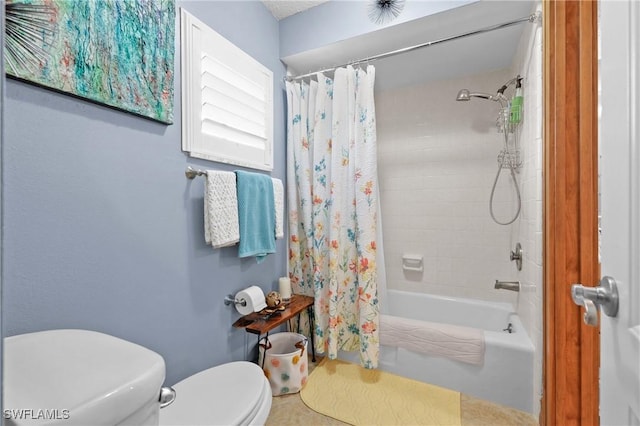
left=494, top=280, right=520, bottom=292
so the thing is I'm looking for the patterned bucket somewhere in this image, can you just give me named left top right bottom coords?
left=258, top=332, right=308, bottom=396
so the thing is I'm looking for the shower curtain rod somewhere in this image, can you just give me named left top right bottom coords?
left=286, top=11, right=541, bottom=81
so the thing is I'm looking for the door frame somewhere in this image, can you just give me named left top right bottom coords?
left=543, top=1, right=600, bottom=425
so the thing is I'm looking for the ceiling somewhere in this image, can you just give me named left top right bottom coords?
left=262, top=0, right=328, bottom=20
left=280, top=1, right=538, bottom=91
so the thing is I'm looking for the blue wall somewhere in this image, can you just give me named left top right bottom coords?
left=3, top=0, right=286, bottom=386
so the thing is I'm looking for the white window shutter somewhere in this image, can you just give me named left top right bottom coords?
left=181, top=9, right=274, bottom=171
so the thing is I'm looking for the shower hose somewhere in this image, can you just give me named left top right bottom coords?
left=489, top=163, right=522, bottom=225
left=489, top=125, right=522, bottom=226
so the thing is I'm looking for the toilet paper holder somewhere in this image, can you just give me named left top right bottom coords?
left=224, top=295, right=247, bottom=307
left=226, top=286, right=268, bottom=315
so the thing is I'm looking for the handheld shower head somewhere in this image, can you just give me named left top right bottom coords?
left=456, top=89, right=471, bottom=101
left=455, top=89, right=503, bottom=103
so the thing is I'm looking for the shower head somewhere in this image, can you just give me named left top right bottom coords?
left=455, top=89, right=471, bottom=101
left=457, top=76, right=522, bottom=103
left=455, top=89, right=498, bottom=102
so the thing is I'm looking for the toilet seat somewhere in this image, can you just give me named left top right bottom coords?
left=159, top=361, right=272, bottom=426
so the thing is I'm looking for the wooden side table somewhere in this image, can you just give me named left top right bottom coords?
left=232, top=294, right=316, bottom=363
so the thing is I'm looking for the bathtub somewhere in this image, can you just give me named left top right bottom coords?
left=338, top=289, right=535, bottom=414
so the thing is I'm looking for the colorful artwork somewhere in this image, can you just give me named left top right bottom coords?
left=5, top=0, right=175, bottom=124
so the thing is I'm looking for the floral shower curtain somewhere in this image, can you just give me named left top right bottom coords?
left=286, top=65, right=380, bottom=368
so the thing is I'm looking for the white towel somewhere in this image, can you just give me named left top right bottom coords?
left=272, top=178, right=284, bottom=239
left=204, top=170, right=239, bottom=248
left=380, top=314, right=486, bottom=365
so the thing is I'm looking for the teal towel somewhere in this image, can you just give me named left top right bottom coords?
left=235, top=170, right=276, bottom=262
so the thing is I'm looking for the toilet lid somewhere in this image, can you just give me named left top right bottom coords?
left=159, top=361, right=269, bottom=426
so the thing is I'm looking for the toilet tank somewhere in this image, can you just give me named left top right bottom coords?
left=4, top=329, right=165, bottom=425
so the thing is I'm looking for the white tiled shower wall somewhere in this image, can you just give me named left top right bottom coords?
left=377, top=68, right=521, bottom=307
left=376, top=9, right=543, bottom=416
left=510, top=8, right=543, bottom=417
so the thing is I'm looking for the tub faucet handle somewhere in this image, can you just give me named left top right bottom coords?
left=510, top=242, right=523, bottom=271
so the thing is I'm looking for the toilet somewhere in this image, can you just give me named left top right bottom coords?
left=159, top=361, right=271, bottom=426
left=3, top=329, right=271, bottom=426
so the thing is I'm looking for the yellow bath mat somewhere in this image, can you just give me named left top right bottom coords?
left=300, top=358, right=461, bottom=425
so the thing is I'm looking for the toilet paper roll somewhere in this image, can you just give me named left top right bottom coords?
left=235, top=286, right=267, bottom=315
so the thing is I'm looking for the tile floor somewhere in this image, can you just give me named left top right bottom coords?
left=265, top=356, right=538, bottom=426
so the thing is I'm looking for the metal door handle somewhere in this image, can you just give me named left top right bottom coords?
left=571, top=276, right=619, bottom=327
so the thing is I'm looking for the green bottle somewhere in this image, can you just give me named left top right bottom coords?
left=510, top=78, right=523, bottom=124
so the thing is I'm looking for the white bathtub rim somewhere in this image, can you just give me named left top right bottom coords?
left=387, top=288, right=516, bottom=313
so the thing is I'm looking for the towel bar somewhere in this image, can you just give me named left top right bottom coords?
left=185, top=166, right=207, bottom=179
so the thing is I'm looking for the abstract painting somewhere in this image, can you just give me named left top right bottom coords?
left=5, top=0, right=175, bottom=124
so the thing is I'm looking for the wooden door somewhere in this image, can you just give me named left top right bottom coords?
left=543, top=1, right=599, bottom=425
